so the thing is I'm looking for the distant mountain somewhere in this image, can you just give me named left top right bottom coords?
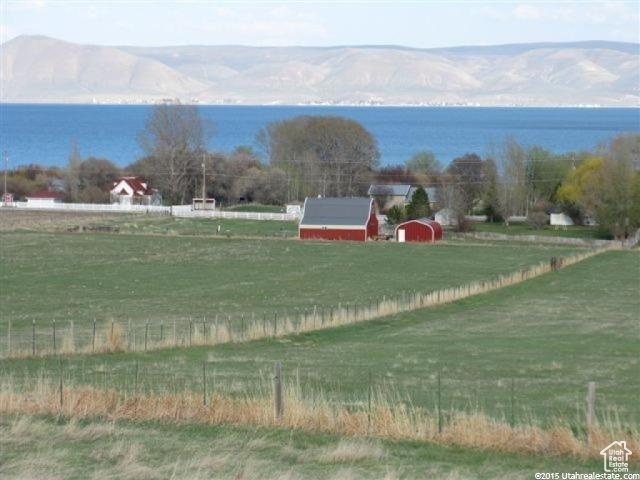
left=2, top=35, right=638, bottom=106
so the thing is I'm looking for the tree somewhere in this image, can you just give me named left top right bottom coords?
left=258, top=116, right=379, bottom=200
left=137, top=104, right=211, bottom=204
left=495, top=137, right=528, bottom=225
left=386, top=205, right=406, bottom=225
left=556, top=133, right=640, bottom=238
left=446, top=153, right=484, bottom=213
left=405, top=151, right=441, bottom=176
left=78, top=157, right=120, bottom=191
left=405, top=186, right=431, bottom=219
left=65, top=142, right=82, bottom=202
left=481, top=158, right=501, bottom=222
left=375, top=166, right=417, bottom=185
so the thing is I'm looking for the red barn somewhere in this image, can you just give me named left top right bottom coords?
left=395, top=218, right=443, bottom=243
left=299, top=197, right=378, bottom=241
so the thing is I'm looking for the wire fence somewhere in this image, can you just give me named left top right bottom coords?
left=1, top=245, right=613, bottom=360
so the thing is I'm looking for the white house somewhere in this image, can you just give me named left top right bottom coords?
left=25, top=189, right=64, bottom=207
left=110, top=177, right=158, bottom=205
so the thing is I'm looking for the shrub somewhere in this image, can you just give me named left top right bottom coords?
left=386, top=205, right=406, bottom=225
left=527, top=211, right=549, bottom=230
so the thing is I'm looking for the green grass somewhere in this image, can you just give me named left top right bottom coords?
left=1, top=231, right=581, bottom=339
left=471, top=222, right=609, bottom=239
left=4, top=251, right=637, bottom=426
left=0, top=209, right=297, bottom=237
left=0, top=414, right=607, bottom=480
left=223, top=203, right=286, bottom=213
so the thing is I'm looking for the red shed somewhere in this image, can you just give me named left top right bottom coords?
left=395, top=218, right=442, bottom=243
left=299, top=197, right=378, bottom=241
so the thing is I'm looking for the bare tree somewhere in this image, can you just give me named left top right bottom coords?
left=137, top=104, right=211, bottom=204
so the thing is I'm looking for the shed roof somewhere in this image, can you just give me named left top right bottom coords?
left=300, top=197, right=373, bottom=227
left=398, top=217, right=438, bottom=226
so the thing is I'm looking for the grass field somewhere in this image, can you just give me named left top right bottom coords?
left=0, top=415, right=605, bottom=480
left=1, top=230, right=583, bottom=347
left=471, top=222, right=609, bottom=239
left=3, top=250, right=637, bottom=427
left=0, top=210, right=298, bottom=237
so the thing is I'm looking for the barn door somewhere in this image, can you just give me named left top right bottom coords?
left=398, top=229, right=406, bottom=243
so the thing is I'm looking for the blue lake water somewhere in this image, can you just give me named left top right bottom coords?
left=0, top=104, right=638, bottom=168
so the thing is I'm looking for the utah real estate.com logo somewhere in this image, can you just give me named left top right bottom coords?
left=600, top=441, right=632, bottom=473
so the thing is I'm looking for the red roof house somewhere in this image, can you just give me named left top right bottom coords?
left=110, top=177, right=156, bottom=205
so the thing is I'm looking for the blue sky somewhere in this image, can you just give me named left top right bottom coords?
left=1, top=1, right=638, bottom=47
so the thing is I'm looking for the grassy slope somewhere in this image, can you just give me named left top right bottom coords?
left=0, top=415, right=604, bottom=480
left=4, top=251, right=638, bottom=425
left=1, top=232, right=580, bottom=332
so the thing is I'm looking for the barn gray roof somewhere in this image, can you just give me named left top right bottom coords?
left=300, top=197, right=373, bottom=227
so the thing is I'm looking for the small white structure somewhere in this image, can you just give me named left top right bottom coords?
left=286, top=203, right=302, bottom=216
left=434, top=208, right=457, bottom=227
left=110, top=177, right=157, bottom=205
left=25, top=189, right=64, bottom=207
left=550, top=211, right=574, bottom=227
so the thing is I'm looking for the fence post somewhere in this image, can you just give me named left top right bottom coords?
left=273, top=362, right=283, bottom=422
left=160, top=321, right=164, bottom=343
left=134, top=360, right=139, bottom=395
left=437, top=371, right=442, bottom=434
left=32, top=319, right=36, bottom=356
left=93, top=319, right=97, bottom=352
left=510, top=378, right=515, bottom=428
left=189, top=320, right=193, bottom=346
left=59, top=357, right=64, bottom=409
left=144, top=322, right=149, bottom=351
left=7, top=319, right=10, bottom=357
left=52, top=319, right=56, bottom=354
left=273, top=313, right=277, bottom=337
left=367, top=370, right=373, bottom=434
left=586, top=381, right=596, bottom=430
left=202, top=361, right=207, bottom=406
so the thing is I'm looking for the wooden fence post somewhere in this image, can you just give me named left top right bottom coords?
left=59, top=357, right=64, bottom=409
left=7, top=319, right=11, bottom=357
left=437, top=371, right=442, bottom=434
left=92, top=319, right=96, bottom=352
left=273, top=313, right=277, bottom=337
left=367, top=370, right=373, bottom=434
left=160, top=321, right=164, bottom=343
left=273, top=362, right=283, bottom=422
left=586, top=381, right=596, bottom=429
left=510, top=378, right=515, bottom=428
left=32, top=319, right=36, bottom=356
left=52, top=319, right=56, bottom=354
left=202, top=361, right=207, bottom=406
left=134, top=360, right=139, bottom=395
left=189, top=320, right=193, bottom=346
left=144, top=322, right=148, bottom=351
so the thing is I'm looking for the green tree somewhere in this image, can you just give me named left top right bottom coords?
left=405, top=186, right=431, bottom=219
left=65, top=142, right=82, bottom=202
left=405, top=151, right=440, bottom=175
left=386, top=205, right=406, bottom=225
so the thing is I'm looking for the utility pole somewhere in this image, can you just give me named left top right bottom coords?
left=3, top=150, right=7, bottom=199
left=201, top=152, right=206, bottom=209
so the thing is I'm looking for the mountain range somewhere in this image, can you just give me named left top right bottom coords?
left=1, top=35, right=638, bottom=106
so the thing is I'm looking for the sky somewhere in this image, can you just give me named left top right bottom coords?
left=1, top=0, right=638, bottom=48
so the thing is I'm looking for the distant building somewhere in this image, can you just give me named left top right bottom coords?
left=110, top=177, right=160, bottom=205
left=368, top=184, right=438, bottom=211
left=549, top=207, right=574, bottom=227
left=299, top=197, right=378, bottom=241
left=25, top=189, right=64, bottom=207
left=395, top=218, right=443, bottom=243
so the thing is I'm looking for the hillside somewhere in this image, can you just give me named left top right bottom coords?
left=1, top=35, right=638, bottom=106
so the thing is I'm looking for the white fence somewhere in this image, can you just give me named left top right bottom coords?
left=3, top=201, right=299, bottom=221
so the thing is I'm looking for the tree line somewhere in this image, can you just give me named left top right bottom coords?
left=5, top=104, right=639, bottom=239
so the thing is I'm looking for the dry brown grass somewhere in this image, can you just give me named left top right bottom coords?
left=0, top=377, right=636, bottom=461
left=2, top=246, right=614, bottom=360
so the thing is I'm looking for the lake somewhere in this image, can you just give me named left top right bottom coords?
left=0, top=104, right=638, bottom=168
